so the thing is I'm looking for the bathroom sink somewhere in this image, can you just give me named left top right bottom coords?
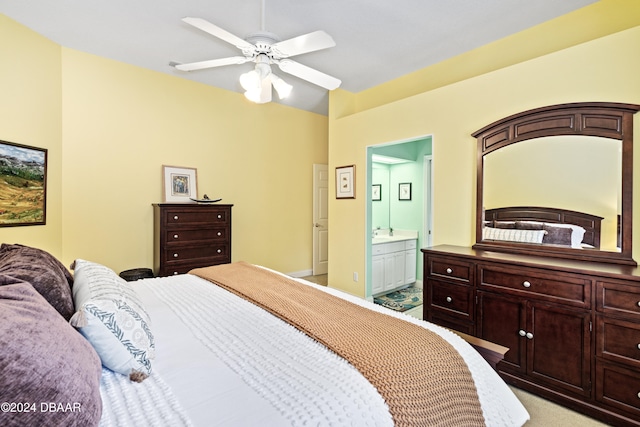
left=372, top=236, right=396, bottom=244
left=371, top=232, right=418, bottom=244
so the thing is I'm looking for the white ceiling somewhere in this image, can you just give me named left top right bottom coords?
left=1, top=0, right=596, bottom=115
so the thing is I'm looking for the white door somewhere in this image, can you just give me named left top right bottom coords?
left=313, top=164, right=329, bottom=275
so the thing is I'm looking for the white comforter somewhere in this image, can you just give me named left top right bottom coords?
left=99, top=271, right=529, bottom=427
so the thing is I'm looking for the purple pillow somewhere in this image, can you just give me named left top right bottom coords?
left=493, top=221, right=516, bottom=229
left=0, top=244, right=74, bottom=320
left=515, top=221, right=544, bottom=230
left=542, top=224, right=573, bottom=246
left=0, top=275, right=102, bottom=426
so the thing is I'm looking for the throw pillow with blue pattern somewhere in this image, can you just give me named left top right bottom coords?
left=70, top=259, right=155, bottom=382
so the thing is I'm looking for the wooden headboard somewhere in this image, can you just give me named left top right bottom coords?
left=484, top=206, right=603, bottom=248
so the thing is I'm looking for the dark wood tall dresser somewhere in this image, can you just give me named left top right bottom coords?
left=153, top=203, right=233, bottom=277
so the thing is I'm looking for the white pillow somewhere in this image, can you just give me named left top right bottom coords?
left=69, top=259, right=154, bottom=382
left=483, top=227, right=546, bottom=244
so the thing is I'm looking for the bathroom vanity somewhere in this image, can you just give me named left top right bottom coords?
left=371, top=230, right=417, bottom=295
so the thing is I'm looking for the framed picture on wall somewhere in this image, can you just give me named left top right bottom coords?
left=372, top=184, right=381, bottom=201
left=399, top=182, right=412, bottom=200
left=0, top=140, right=47, bottom=226
left=336, top=165, right=355, bottom=199
left=163, top=165, right=198, bottom=202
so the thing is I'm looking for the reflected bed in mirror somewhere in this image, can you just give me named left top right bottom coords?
left=473, top=102, right=640, bottom=265
left=483, top=206, right=604, bottom=250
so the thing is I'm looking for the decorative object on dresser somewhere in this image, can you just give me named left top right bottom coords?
left=473, top=102, right=640, bottom=265
left=422, top=245, right=640, bottom=426
left=162, top=165, right=197, bottom=203
left=153, top=203, right=232, bottom=276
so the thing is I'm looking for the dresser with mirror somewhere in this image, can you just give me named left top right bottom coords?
left=423, top=102, right=640, bottom=426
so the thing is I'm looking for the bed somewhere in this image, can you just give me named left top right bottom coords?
left=0, top=243, right=529, bottom=427
left=483, top=206, right=603, bottom=249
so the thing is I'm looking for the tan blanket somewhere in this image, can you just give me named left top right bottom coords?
left=191, top=262, right=485, bottom=427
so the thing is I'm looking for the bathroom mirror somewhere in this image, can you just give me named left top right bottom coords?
left=473, top=102, right=640, bottom=265
left=371, top=164, right=390, bottom=229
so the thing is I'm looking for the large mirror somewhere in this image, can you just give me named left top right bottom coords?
left=473, top=102, right=640, bottom=265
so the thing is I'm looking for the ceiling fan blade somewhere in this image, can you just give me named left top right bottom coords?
left=182, top=17, right=254, bottom=50
left=173, top=56, right=249, bottom=71
left=277, top=59, right=341, bottom=90
left=271, top=30, right=336, bottom=58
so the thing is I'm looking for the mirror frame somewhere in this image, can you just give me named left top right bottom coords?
left=473, top=102, right=640, bottom=265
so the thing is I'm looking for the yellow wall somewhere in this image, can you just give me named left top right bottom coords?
left=328, top=25, right=640, bottom=296
left=2, top=15, right=328, bottom=274
left=0, top=15, right=62, bottom=255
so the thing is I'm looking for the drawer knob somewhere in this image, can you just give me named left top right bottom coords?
left=637, top=301, right=640, bottom=307
left=217, top=232, right=222, bottom=236
left=173, top=253, right=178, bottom=258
left=173, top=234, right=179, bottom=239
left=172, top=271, right=178, bottom=275
left=173, top=215, right=179, bottom=220
left=217, top=249, right=222, bottom=254
left=523, top=281, right=531, bottom=288
left=217, top=214, right=222, bottom=219
left=446, top=296, right=452, bottom=303
left=637, top=343, right=640, bottom=350
left=526, top=332, right=534, bottom=340
left=446, top=268, right=453, bottom=274
left=519, top=329, right=526, bottom=337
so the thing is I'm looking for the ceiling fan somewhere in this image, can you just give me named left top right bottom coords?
left=171, top=4, right=341, bottom=104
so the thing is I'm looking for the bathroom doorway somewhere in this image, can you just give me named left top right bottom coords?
left=365, top=136, right=432, bottom=298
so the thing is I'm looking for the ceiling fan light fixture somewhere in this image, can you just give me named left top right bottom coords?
left=244, top=88, right=264, bottom=103
left=271, top=74, right=292, bottom=99
left=239, top=70, right=260, bottom=91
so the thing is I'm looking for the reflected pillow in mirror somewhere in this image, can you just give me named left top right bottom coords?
left=493, top=221, right=516, bottom=229
left=516, top=221, right=544, bottom=230
left=542, top=225, right=573, bottom=246
left=543, top=223, right=586, bottom=248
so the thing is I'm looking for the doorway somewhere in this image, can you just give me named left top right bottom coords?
left=366, top=137, right=432, bottom=297
left=312, top=164, right=329, bottom=275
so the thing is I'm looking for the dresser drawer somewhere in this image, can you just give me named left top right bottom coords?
left=162, top=207, right=230, bottom=227
left=427, top=256, right=473, bottom=284
left=163, top=244, right=229, bottom=263
left=596, top=361, right=640, bottom=419
left=163, top=227, right=229, bottom=245
left=596, top=315, right=640, bottom=367
left=428, top=280, right=473, bottom=318
left=597, top=280, right=640, bottom=320
left=479, top=264, right=591, bottom=307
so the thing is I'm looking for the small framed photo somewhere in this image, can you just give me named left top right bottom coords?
left=163, top=165, right=198, bottom=202
left=336, top=165, right=355, bottom=199
left=372, top=184, right=381, bottom=201
left=399, top=182, right=412, bottom=200
left=0, top=140, right=47, bottom=226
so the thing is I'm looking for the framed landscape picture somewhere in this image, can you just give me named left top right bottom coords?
left=0, top=140, right=47, bottom=226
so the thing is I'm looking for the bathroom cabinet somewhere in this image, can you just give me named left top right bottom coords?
left=372, top=239, right=417, bottom=295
